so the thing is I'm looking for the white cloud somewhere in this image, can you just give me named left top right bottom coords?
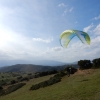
left=42, top=35, right=100, bottom=62
left=44, top=46, right=63, bottom=53
left=51, top=47, right=62, bottom=51
left=66, top=36, right=100, bottom=62
left=62, top=7, right=73, bottom=16
left=83, top=23, right=100, bottom=35
left=58, top=3, right=67, bottom=7
left=69, top=7, right=73, bottom=12
left=83, top=23, right=94, bottom=32
left=0, top=26, right=41, bottom=60
left=94, top=15, right=100, bottom=20
left=93, top=24, right=100, bottom=35
left=32, top=37, right=53, bottom=43
left=62, top=9, right=67, bottom=16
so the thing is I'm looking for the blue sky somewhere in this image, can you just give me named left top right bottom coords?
left=0, top=0, right=100, bottom=64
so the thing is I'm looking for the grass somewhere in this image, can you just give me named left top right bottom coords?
left=0, top=69, right=100, bottom=100
left=0, top=72, right=34, bottom=86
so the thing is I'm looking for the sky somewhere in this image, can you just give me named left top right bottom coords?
left=0, top=0, right=100, bottom=66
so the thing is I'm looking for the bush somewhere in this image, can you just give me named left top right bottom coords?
left=17, top=76, right=22, bottom=80
left=48, top=77, right=61, bottom=85
left=39, top=81, right=48, bottom=87
left=0, top=81, right=7, bottom=86
left=0, top=86, right=3, bottom=90
left=5, top=83, right=26, bottom=95
left=0, top=83, right=26, bottom=96
left=54, top=72, right=66, bottom=78
left=28, top=73, right=32, bottom=75
left=30, top=84, right=40, bottom=90
left=30, top=73, right=62, bottom=90
left=20, top=77, right=29, bottom=81
left=34, top=70, right=58, bottom=78
left=0, top=90, right=5, bottom=96
left=27, top=75, right=35, bottom=79
left=11, top=80, right=16, bottom=84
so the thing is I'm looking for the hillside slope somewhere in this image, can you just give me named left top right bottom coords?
left=0, top=69, right=100, bottom=100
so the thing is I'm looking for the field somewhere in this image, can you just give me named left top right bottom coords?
left=0, top=69, right=100, bottom=100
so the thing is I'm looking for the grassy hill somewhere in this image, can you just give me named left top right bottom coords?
left=0, top=68, right=100, bottom=100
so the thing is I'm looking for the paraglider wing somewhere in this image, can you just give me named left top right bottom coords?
left=73, top=30, right=90, bottom=45
left=60, top=30, right=90, bottom=48
left=60, top=30, right=76, bottom=48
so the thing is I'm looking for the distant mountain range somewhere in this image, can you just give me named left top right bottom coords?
left=0, top=59, right=66, bottom=67
left=0, top=63, right=78, bottom=73
left=0, top=64, right=69, bottom=73
left=0, top=59, right=78, bottom=73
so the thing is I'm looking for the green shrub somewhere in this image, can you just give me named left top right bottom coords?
left=20, top=77, right=29, bottom=81
left=0, top=83, right=26, bottom=96
left=48, top=77, right=61, bottom=85
left=54, top=72, right=66, bottom=78
left=5, top=83, right=26, bottom=95
left=17, top=76, right=22, bottom=80
left=0, top=90, right=5, bottom=96
left=0, top=86, right=3, bottom=90
left=30, top=74, right=61, bottom=90
left=39, top=81, right=48, bottom=87
left=30, top=84, right=40, bottom=90
left=34, top=70, right=58, bottom=78
left=11, top=80, right=16, bottom=84
left=0, top=81, right=7, bottom=86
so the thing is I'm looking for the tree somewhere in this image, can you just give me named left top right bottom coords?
left=92, top=58, right=100, bottom=68
left=78, top=60, right=92, bottom=69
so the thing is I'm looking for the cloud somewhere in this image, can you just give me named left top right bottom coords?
left=51, top=47, right=62, bottom=52
left=58, top=3, right=73, bottom=16
left=67, top=36, right=100, bottom=61
left=69, top=7, right=73, bottom=12
left=0, top=26, right=42, bottom=60
left=62, top=7, right=73, bottom=16
left=83, top=23, right=94, bottom=33
left=58, top=3, right=67, bottom=7
left=43, top=35, right=100, bottom=62
left=83, top=23, right=100, bottom=35
left=93, top=15, right=100, bottom=20
left=93, top=24, right=100, bottom=35
left=32, top=37, right=53, bottom=43
left=44, top=46, right=62, bottom=54
left=62, top=9, right=67, bottom=16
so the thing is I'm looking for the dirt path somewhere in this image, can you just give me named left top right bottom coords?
left=74, top=68, right=95, bottom=75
